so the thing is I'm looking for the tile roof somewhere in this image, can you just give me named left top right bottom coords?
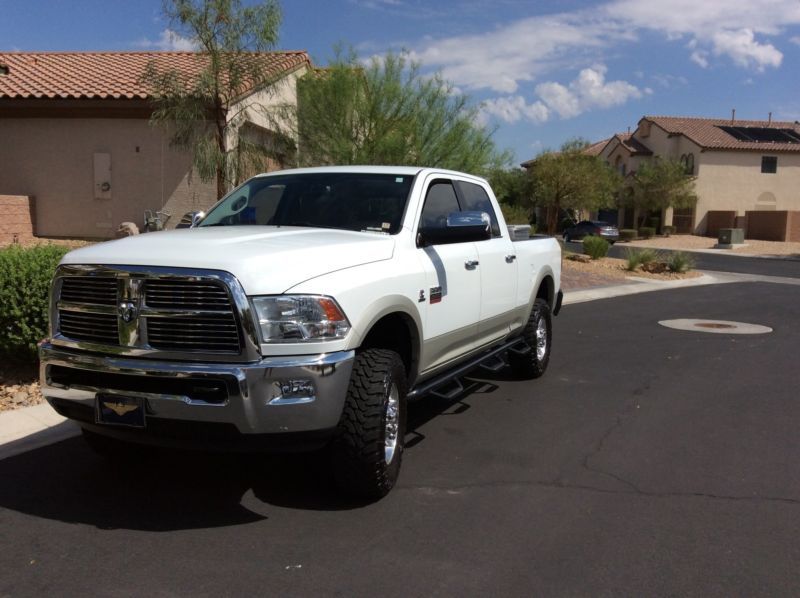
left=0, top=51, right=311, bottom=100
left=644, top=116, right=800, bottom=152
left=614, top=132, right=652, bottom=156
left=582, top=138, right=610, bottom=156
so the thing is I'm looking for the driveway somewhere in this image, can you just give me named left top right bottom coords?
left=2, top=281, right=799, bottom=596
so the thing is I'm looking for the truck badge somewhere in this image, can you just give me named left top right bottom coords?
left=418, top=290, right=426, bottom=303
left=118, top=301, right=138, bottom=323
left=430, top=286, right=442, bottom=304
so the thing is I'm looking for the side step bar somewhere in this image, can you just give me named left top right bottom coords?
left=407, top=336, right=528, bottom=401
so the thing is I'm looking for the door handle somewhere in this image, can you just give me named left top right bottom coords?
left=465, top=260, right=479, bottom=270
left=505, top=254, right=517, bottom=263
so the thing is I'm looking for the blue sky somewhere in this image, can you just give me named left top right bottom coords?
left=3, top=0, right=800, bottom=164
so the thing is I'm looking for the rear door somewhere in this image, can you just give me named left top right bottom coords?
left=454, top=179, right=518, bottom=345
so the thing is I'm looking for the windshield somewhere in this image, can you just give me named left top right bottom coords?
left=198, top=172, right=415, bottom=234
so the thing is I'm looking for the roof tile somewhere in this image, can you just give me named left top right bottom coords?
left=644, top=115, right=800, bottom=152
left=0, top=51, right=311, bottom=100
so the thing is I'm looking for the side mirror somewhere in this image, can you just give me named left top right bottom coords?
left=418, top=211, right=491, bottom=246
left=176, top=211, right=205, bottom=229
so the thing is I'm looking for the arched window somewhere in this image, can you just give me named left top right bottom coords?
left=685, top=153, right=694, bottom=175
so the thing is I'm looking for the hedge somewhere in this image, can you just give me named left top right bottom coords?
left=0, top=244, right=69, bottom=359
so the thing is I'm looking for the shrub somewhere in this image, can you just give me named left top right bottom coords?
left=619, top=229, right=637, bottom=242
left=499, top=202, right=531, bottom=225
left=0, top=244, right=69, bottom=360
left=624, top=247, right=643, bottom=271
left=636, top=248, right=661, bottom=265
left=638, top=226, right=656, bottom=239
left=648, top=217, right=660, bottom=231
left=582, top=235, right=610, bottom=259
left=667, top=251, right=695, bottom=273
left=662, top=225, right=676, bottom=237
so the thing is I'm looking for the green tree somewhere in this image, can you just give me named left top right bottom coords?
left=280, top=48, right=504, bottom=173
left=628, top=158, right=698, bottom=226
left=526, top=138, right=621, bottom=234
left=487, top=167, right=533, bottom=224
left=141, top=0, right=282, bottom=199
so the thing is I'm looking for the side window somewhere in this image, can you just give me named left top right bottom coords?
left=420, top=181, right=460, bottom=230
left=455, top=181, right=502, bottom=237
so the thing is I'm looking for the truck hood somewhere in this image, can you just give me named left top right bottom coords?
left=61, top=226, right=396, bottom=295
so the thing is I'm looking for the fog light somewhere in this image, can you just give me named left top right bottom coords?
left=269, top=379, right=316, bottom=405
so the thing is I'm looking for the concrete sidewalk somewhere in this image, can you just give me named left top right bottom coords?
left=0, top=402, right=79, bottom=460
left=0, top=270, right=755, bottom=461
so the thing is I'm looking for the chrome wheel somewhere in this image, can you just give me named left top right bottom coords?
left=384, top=383, right=400, bottom=464
left=536, top=316, right=548, bottom=361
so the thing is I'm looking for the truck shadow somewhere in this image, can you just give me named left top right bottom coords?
left=0, top=373, right=507, bottom=528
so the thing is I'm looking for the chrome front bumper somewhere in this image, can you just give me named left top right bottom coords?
left=39, top=341, right=355, bottom=438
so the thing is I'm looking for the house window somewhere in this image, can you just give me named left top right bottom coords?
left=761, top=156, right=777, bottom=174
left=680, top=153, right=695, bottom=175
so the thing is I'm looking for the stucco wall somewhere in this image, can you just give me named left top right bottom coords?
left=0, top=118, right=217, bottom=238
left=693, top=151, right=800, bottom=234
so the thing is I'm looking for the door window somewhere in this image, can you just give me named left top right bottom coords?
left=420, top=181, right=460, bottom=230
left=455, top=181, right=501, bottom=237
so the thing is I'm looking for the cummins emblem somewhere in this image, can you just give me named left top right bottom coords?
left=118, top=301, right=138, bottom=323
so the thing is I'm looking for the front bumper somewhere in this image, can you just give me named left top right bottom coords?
left=39, top=341, right=355, bottom=444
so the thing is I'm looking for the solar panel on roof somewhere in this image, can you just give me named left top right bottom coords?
left=718, top=126, right=800, bottom=144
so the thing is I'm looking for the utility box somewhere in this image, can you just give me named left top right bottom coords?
left=718, top=228, right=744, bottom=245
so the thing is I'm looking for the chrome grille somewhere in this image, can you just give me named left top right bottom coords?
left=146, top=315, right=240, bottom=352
left=143, top=279, right=241, bottom=353
left=55, top=271, right=243, bottom=356
left=60, top=277, right=117, bottom=306
left=58, top=311, right=119, bottom=345
left=144, top=279, right=231, bottom=308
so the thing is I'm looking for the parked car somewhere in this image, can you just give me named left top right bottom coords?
left=563, top=220, right=619, bottom=244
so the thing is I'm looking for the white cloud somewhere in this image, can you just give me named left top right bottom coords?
left=481, top=64, right=643, bottom=125
left=710, top=29, right=782, bottom=70
left=135, top=29, right=198, bottom=51
left=480, top=95, right=550, bottom=124
left=397, top=0, right=798, bottom=98
left=792, top=36, right=800, bottom=45
left=690, top=50, right=710, bottom=68
left=535, top=65, right=642, bottom=119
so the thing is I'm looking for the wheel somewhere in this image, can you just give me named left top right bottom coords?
left=330, top=349, right=407, bottom=499
left=508, top=298, right=552, bottom=379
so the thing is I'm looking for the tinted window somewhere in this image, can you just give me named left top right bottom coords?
left=200, top=173, right=414, bottom=233
left=761, top=156, right=777, bottom=174
left=455, top=181, right=501, bottom=237
left=420, top=181, right=460, bottom=229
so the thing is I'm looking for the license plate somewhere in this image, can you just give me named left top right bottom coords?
left=95, top=394, right=146, bottom=428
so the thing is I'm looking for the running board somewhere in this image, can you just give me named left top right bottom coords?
left=407, top=337, right=528, bottom=401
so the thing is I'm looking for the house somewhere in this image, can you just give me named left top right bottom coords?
left=602, top=116, right=800, bottom=238
left=0, top=51, right=311, bottom=240
left=524, top=115, right=800, bottom=239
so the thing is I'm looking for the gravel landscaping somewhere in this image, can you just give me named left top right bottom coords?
left=625, top=234, right=800, bottom=257
left=0, top=362, right=43, bottom=412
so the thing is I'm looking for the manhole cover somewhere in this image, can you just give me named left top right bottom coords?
left=658, top=319, right=773, bottom=334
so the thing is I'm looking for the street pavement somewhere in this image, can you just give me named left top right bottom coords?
left=2, top=279, right=799, bottom=596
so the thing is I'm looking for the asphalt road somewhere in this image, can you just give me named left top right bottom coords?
left=564, top=240, right=800, bottom=278
left=2, top=281, right=800, bottom=596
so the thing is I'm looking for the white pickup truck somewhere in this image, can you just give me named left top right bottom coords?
left=40, top=166, right=562, bottom=498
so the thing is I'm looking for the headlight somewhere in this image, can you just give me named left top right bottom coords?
left=251, top=295, right=351, bottom=343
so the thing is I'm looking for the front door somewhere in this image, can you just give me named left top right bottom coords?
left=416, top=178, right=481, bottom=373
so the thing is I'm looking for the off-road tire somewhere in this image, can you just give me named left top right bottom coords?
left=508, top=298, right=552, bottom=379
left=331, top=349, right=407, bottom=500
